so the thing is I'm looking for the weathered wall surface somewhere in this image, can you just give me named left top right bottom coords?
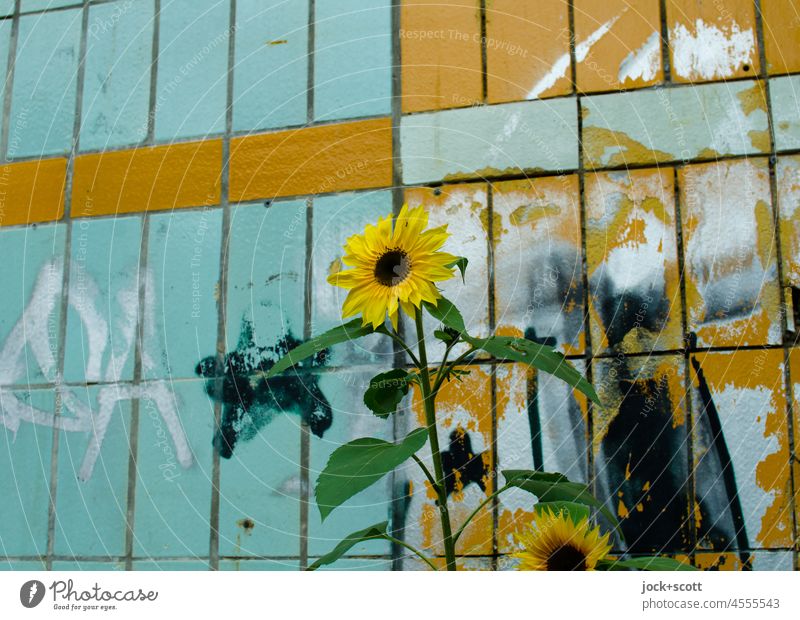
left=0, top=0, right=799, bottom=570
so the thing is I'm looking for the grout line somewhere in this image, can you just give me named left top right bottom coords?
left=671, top=164, right=697, bottom=561
left=298, top=0, right=316, bottom=573
left=658, top=0, right=672, bottom=83
left=0, top=0, right=19, bottom=165
left=486, top=181, right=498, bottom=570
left=753, top=0, right=799, bottom=562
left=479, top=0, right=487, bottom=103
left=45, top=0, right=90, bottom=571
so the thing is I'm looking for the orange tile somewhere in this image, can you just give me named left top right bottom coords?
left=0, top=158, right=66, bottom=226
left=666, top=0, right=759, bottom=83
left=486, top=0, right=571, bottom=103
left=401, top=0, right=483, bottom=112
left=791, top=348, right=800, bottom=547
left=230, top=117, right=392, bottom=202
left=762, top=0, right=800, bottom=74
left=72, top=140, right=222, bottom=217
left=575, top=0, right=663, bottom=92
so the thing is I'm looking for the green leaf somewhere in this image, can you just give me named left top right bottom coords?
left=597, top=557, right=697, bottom=571
left=501, top=469, right=619, bottom=529
left=307, top=522, right=389, bottom=570
left=465, top=335, right=599, bottom=404
left=363, top=369, right=411, bottom=418
left=533, top=501, right=591, bottom=523
left=423, top=296, right=466, bottom=334
left=446, top=256, right=469, bottom=283
left=266, top=318, right=374, bottom=378
left=316, top=428, right=429, bottom=521
left=434, top=329, right=456, bottom=344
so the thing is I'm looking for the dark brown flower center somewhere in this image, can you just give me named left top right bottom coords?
left=374, top=249, right=411, bottom=287
left=546, top=544, right=588, bottom=571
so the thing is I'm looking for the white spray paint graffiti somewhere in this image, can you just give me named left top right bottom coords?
left=0, top=258, right=193, bottom=481
left=671, top=19, right=755, bottom=81
left=618, top=31, right=660, bottom=84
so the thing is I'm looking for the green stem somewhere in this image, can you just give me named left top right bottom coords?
left=383, top=326, right=421, bottom=368
left=384, top=535, right=439, bottom=571
left=452, top=483, right=510, bottom=545
left=431, top=346, right=477, bottom=396
left=412, top=454, right=440, bottom=496
left=414, top=307, right=457, bottom=571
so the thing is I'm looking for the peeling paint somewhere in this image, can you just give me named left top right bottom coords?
left=671, top=19, right=755, bottom=81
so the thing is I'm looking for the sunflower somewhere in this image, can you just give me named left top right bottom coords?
left=512, top=509, right=612, bottom=571
left=327, top=204, right=458, bottom=329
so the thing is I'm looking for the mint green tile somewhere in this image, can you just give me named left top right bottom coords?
left=63, top=216, right=142, bottom=383
left=155, top=0, right=229, bottom=140
left=401, top=98, right=579, bottom=184
left=0, top=2, right=14, bottom=18
left=771, top=75, right=800, bottom=152
left=9, top=8, right=81, bottom=157
left=220, top=559, right=299, bottom=570
left=218, top=413, right=301, bottom=557
left=53, top=387, right=131, bottom=556
left=51, top=561, right=125, bottom=570
left=22, top=1, right=80, bottom=11
left=311, top=191, right=393, bottom=366
left=133, top=560, right=210, bottom=570
left=133, top=380, right=214, bottom=557
left=307, top=371, right=392, bottom=557
left=233, top=0, right=308, bottom=131
left=316, top=557, right=392, bottom=571
left=0, top=19, right=12, bottom=113
left=0, top=390, right=54, bottom=556
left=143, top=208, right=221, bottom=381
left=80, top=0, right=154, bottom=150
left=225, top=200, right=305, bottom=367
left=0, top=222, right=66, bottom=385
left=314, top=0, right=390, bottom=121
left=582, top=81, right=769, bottom=168
left=0, top=560, right=47, bottom=570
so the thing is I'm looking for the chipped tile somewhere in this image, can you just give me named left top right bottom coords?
left=575, top=0, right=663, bottom=93
left=586, top=168, right=682, bottom=354
left=401, top=0, right=482, bottom=112
left=666, top=0, right=759, bottom=83
left=401, top=98, right=579, bottom=185
left=492, top=175, right=584, bottom=355
left=593, top=354, right=692, bottom=553
left=691, top=349, right=791, bottom=550
left=771, top=75, right=800, bottom=152
left=582, top=80, right=769, bottom=168
left=777, top=156, right=800, bottom=289
left=679, top=159, right=781, bottom=347
left=486, top=0, right=571, bottom=103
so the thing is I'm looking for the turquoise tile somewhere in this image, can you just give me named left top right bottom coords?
left=54, top=386, right=131, bottom=557
left=63, top=216, right=142, bottom=383
left=0, top=2, right=13, bottom=18
left=133, top=560, right=210, bottom=570
left=771, top=75, right=800, bottom=152
left=233, top=0, right=307, bottom=132
left=220, top=559, right=299, bottom=570
left=155, top=0, right=229, bottom=141
left=225, top=200, right=305, bottom=368
left=22, top=1, right=81, bottom=11
left=0, top=222, right=66, bottom=385
left=218, top=413, right=301, bottom=557
left=400, top=98, right=579, bottom=185
left=582, top=81, right=770, bottom=168
left=0, top=20, right=12, bottom=113
left=133, top=380, right=214, bottom=557
left=317, top=557, right=392, bottom=571
left=311, top=191, right=393, bottom=366
left=9, top=8, right=81, bottom=158
left=0, top=390, right=54, bottom=556
left=51, top=561, right=125, bottom=570
left=307, top=371, right=393, bottom=558
left=80, top=0, right=155, bottom=151
left=0, top=559, right=47, bottom=570
left=314, top=0, right=390, bottom=121
left=143, top=208, right=221, bottom=381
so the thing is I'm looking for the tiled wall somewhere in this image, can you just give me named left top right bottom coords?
left=0, top=0, right=798, bottom=571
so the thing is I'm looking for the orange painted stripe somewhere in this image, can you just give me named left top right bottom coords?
left=401, top=0, right=483, bottom=112
left=229, top=117, right=393, bottom=202
left=71, top=140, right=222, bottom=217
left=0, top=158, right=66, bottom=227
